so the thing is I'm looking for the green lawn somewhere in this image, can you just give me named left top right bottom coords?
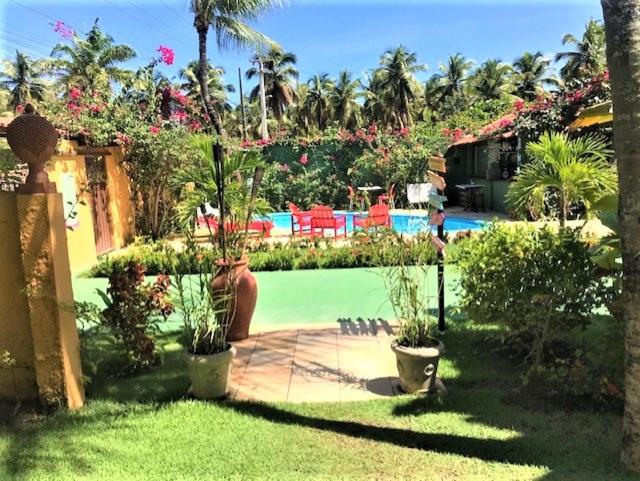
left=0, top=317, right=633, bottom=481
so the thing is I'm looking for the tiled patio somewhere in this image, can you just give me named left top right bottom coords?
left=229, top=320, right=403, bottom=402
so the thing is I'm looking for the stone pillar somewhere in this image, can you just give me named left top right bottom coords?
left=0, top=105, right=85, bottom=409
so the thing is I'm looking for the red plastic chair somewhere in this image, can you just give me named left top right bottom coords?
left=377, top=184, right=395, bottom=208
left=310, top=205, right=347, bottom=238
left=354, top=203, right=391, bottom=231
left=289, top=202, right=313, bottom=236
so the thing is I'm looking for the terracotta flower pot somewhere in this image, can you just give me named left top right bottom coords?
left=391, top=339, right=445, bottom=393
left=211, top=257, right=258, bottom=341
left=184, top=345, right=236, bottom=399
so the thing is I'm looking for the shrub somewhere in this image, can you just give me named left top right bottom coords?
left=456, top=223, right=605, bottom=371
left=97, top=261, right=174, bottom=374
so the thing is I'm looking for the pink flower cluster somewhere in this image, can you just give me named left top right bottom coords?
left=337, top=128, right=376, bottom=144
left=188, top=120, right=202, bottom=132
left=171, top=109, right=188, bottom=122
left=513, top=99, right=525, bottom=112
left=53, top=20, right=74, bottom=40
left=298, top=153, right=309, bottom=165
left=150, top=125, right=161, bottom=135
left=116, top=132, right=131, bottom=146
left=441, top=127, right=465, bottom=142
left=69, top=86, right=82, bottom=101
left=157, top=45, right=174, bottom=66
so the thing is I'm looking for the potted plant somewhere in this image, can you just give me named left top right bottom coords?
left=370, top=229, right=445, bottom=393
left=173, top=136, right=268, bottom=342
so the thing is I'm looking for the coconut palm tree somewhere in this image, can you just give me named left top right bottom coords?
left=470, top=59, right=513, bottom=100
left=0, top=51, right=47, bottom=111
left=180, top=60, right=235, bottom=114
left=506, top=131, right=616, bottom=226
left=512, top=51, right=558, bottom=101
left=190, top=0, right=278, bottom=136
left=51, top=19, right=136, bottom=96
left=601, top=1, right=640, bottom=470
left=331, top=70, right=362, bottom=129
left=555, top=19, right=607, bottom=81
left=246, top=46, right=298, bottom=122
left=373, top=46, right=425, bottom=128
left=430, top=53, right=473, bottom=99
left=363, top=72, right=394, bottom=127
left=299, top=73, right=334, bottom=132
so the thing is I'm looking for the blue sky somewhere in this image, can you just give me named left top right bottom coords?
left=1, top=0, right=603, bottom=106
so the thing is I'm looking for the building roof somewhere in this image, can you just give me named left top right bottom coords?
left=569, top=101, right=613, bottom=130
left=449, top=113, right=516, bottom=147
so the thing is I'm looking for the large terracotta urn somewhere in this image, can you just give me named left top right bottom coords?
left=6, top=104, right=59, bottom=194
left=212, top=257, right=258, bottom=341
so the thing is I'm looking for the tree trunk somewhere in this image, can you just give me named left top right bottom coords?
left=602, top=0, right=640, bottom=472
left=196, top=25, right=225, bottom=136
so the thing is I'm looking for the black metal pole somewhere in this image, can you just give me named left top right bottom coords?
left=213, top=142, right=226, bottom=261
left=437, top=187, right=445, bottom=332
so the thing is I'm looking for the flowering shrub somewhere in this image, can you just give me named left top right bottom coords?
left=157, top=45, right=174, bottom=65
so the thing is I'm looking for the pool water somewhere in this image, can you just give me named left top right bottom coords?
left=265, top=211, right=484, bottom=235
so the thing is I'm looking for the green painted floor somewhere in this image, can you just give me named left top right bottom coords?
left=73, top=267, right=461, bottom=328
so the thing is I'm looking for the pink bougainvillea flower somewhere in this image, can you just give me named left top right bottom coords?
left=398, top=127, right=410, bottom=138
left=172, top=89, right=188, bottom=106
left=299, top=153, right=309, bottom=165
left=367, top=123, right=378, bottom=135
left=513, top=99, right=525, bottom=111
left=240, top=139, right=255, bottom=149
left=53, top=20, right=74, bottom=39
left=171, top=109, right=188, bottom=122
left=188, top=120, right=202, bottom=131
left=603, top=69, right=610, bottom=81
left=116, top=132, right=131, bottom=146
left=157, top=45, right=174, bottom=65
left=150, top=125, right=161, bottom=135
left=69, top=87, right=82, bottom=101
left=256, top=138, right=272, bottom=147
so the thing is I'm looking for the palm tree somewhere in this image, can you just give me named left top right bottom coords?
left=433, top=53, right=473, bottom=98
left=331, top=70, right=361, bottom=129
left=512, top=51, right=558, bottom=101
left=470, top=59, right=513, bottom=100
left=506, top=132, right=616, bottom=226
left=363, top=73, right=393, bottom=127
left=180, top=60, right=235, bottom=115
left=555, top=19, right=607, bottom=81
left=373, top=46, right=425, bottom=128
left=601, top=1, right=640, bottom=471
left=247, top=46, right=298, bottom=122
left=299, top=73, right=334, bottom=132
left=190, top=0, right=277, bottom=136
left=0, top=51, right=47, bottom=110
left=51, top=19, right=136, bottom=96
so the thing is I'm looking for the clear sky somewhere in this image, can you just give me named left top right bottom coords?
left=1, top=0, right=603, bottom=107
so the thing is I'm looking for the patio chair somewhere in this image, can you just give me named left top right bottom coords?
left=353, top=203, right=391, bottom=231
left=377, top=184, right=395, bottom=209
left=289, top=202, right=313, bottom=236
left=310, top=205, right=347, bottom=238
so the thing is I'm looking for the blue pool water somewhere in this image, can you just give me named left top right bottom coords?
left=265, top=211, right=484, bottom=235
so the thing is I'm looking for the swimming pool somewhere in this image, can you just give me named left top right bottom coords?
left=265, top=211, right=485, bottom=235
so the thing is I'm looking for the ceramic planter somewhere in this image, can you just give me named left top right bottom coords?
left=212, top=257, right=258, bottom=342
left=391, top=339, right=445, bottom=393
left=184, top=345, right=236, bottom=399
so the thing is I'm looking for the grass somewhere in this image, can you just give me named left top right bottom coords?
left=0, top=318, right=633, bottom=481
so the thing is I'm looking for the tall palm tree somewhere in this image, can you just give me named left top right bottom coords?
left=0, top=51, right=47, bottom=110
left=433, top=53, right=474, bottom=98
left=299, top=73, right=334, bottom=132
left=601, top=0, right=640, bottom=471
left=331, top=70, right=361, bottom=129
left=363, top=73, right=393, bottom=127
left=190, top=0, right=278, bottom=136
left=247, top=46, right=298, bottom=122
left=506, top=132, right=616, bottom=226
left=470, top=58, right=513, bottom=100
left=51, top=19, right=136, bottom=96
left=555, top=19, right=607, bottom=81
left=373, top=46, right=425, bottom=128
left=180, top=60, right=235, bottom=115
left=512, top=51, right=558, bottom=101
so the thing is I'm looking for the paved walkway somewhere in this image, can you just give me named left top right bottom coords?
left=229, top=321, right=402, bottom=402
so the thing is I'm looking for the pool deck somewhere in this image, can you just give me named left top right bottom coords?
left=229, top=322, right=405, bottom=402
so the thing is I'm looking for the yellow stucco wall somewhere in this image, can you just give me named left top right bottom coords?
left=47, top=153, right=98, bottom=273
left=105, top=146, right=134, bottom=249
left=0, top=193, right=38, bottom=400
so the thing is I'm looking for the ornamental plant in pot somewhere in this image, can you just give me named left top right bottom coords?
left=173, top=136, right=268, bottom=342
left=369, top=227, right=445, bottom=393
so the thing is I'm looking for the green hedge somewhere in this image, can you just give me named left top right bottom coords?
left=86, top=238, right=441, bottom=277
